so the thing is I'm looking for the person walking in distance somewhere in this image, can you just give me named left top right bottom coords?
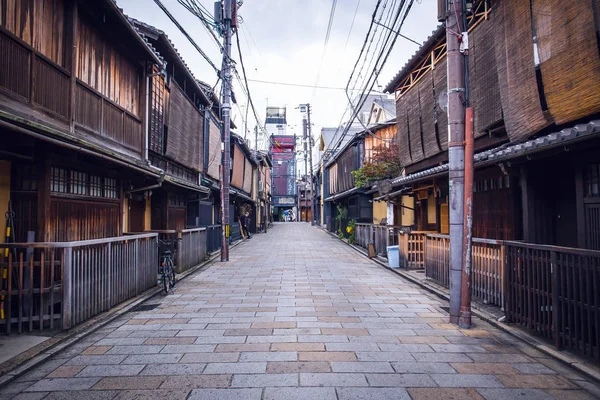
left=241, top=211, right=252, bottom=239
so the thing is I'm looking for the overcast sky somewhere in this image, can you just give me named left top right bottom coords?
left=119, top=0, right=439, bottom=151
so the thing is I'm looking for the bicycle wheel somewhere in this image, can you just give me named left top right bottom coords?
left=162, top=261, right=172, bottom=294
left=168, top=259, right=176, bottom=288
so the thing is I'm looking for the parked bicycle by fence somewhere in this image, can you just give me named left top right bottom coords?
left=158, top=239, right=176, bottom=294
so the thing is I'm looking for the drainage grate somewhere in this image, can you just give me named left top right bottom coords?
left=130, top=303, right=160, bottom=313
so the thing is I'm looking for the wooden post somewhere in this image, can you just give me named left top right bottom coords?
left=62, top=247, right=73, bottom=330
left=551, top=250, right=560, bottom=349
left=68, top=0, right=78, bottom=132
left=134, top=238, right=139, bottom=295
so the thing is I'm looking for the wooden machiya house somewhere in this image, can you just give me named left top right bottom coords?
left=130, top=19, right=218, bottom=231
left=379, top=0, right=600, bottom=360
left=384, top=0, right=600, bottom=246
left=0, top=0, right=165, bottom=243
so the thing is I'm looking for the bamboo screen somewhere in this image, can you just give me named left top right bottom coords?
left=231, top=145, right=244, bottom=189
left=166, top=83, right=203, bottom=171
left=494, top=0, right=550, bottom=142
left=406, top=87, right=424, bottom=163
left=242, top=159, right=252, bottom=194
left=532, top=0, right=600, bottom=124
left=206, top=117, right=221, bottom=181
left=469, top=15, right=502, bottom=137
left=418, top=73, right=439, bottom=158
left=396, top=95, right=412, bottom=166
left=433, top=57, right=448, bottom=151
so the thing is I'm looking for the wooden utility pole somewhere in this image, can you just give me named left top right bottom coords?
left=445, top=0, right=467, bottom=324
left=219, top=0, right=234, bottom=261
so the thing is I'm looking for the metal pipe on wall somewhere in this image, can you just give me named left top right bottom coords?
left=460, top=107, right=474, bottom=328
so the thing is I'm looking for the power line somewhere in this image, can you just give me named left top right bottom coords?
left=153, top=0, right=220, bottom=73
left=312, top=0, right=338, bottom=100
left=246, top=78, right=386, bottom=92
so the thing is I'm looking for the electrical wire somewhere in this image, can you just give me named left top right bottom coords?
left=153, top=0, right=220, bottom=73
left=311, top=0, right=338, bottom=100
left=245, top=78, right=386, bottom=92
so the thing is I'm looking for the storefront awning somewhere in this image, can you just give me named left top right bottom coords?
left=324, top=187, right=363, bottom=202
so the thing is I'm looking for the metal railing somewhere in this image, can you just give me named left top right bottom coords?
left=0, top=233, right=158, bottom=333
left=206, top=225, right=222, bottom=254
left=178, top=228, right=207, bottom=273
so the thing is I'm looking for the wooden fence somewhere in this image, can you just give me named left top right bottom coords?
left=355, top=224, right=404, bottom=257
left=505, top=242, right=600, bottom=361
left=423, top=234, right=505, bottom=307
left=178, top=228, right=207, bottom=273
left=206, top=225, right=222, bottom=254
left=0, top=233, right=158, bottom=333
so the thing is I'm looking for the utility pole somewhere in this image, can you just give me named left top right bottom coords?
left=303, top=118, right=308, bottom=223
left=445, top=0, right=467, bottom=324
left=254, top=125, right=258, bottom=151
left=307, top=104, right=315, bottom=226
left=218, top=0, right=234, bottom=262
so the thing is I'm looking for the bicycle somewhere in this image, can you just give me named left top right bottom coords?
left=158, top=240, right=176, bottom=294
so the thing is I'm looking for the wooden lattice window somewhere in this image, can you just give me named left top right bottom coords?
left=168, top=192, right=186, bottom=207
left=584, top=164, right=600, bottom=198
left=149, top=73, right=165, bottom=154
left=69, top=171, right=88, bottom=195
left=90, top=175, right=102, bottom=197
left=104, top=178, right=118, bottom=199
left=50, top=167, right=68, bottom=193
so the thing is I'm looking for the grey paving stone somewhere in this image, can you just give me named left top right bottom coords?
left=203, top=362, right=267, bottom=374
left=24, top=378, right=101, bottom=392
left=392, top=361, right=456, bottom=374
left=121, top=354, right=183, bottom=364
left=231, top=373, right=298, bottom=387
left=430, top=344, right=487, bottom=353
left=365, top=373, right=437, bottom=387
left=412, top=353, right=474, bottom=362
left=431, top=374, right=503, bottom=388
left=467, top=353, right=532, bottom=363
left=246, top=335, right=297, bottom=343
left=43, top=390, right=119, bottom=400
left=331, top=362, right=394, bottom=373
left=510, top=363, right=557, bottom=375
left=106, top=345, right=164, bottom=355
left=337, top=387, right=411, bottom=400
left=180, top=353, right=240, bottom=363
left=160, top=345, right=216, bottom=353
left=476, top=389, right=554, bottom=400
left=113, top=389, right=190, bottom=400
left=263, top=387, right=337, bottom=400
left=127, top=331, right=178, bottom=338
left=325, top=343, right=381, bottom=352
left=193, top=336, right=247, bottom=344
left=95, top=338, right=147, bottom=346
left=299, top=373, right=369, bottom=387
left=378, top=343, right=434, bottom=353
left=66, top=355, right=127, bottom=366
left=140, top=364, right=207, bottom=376
left=5, top=393, right=49, bottom=400
left=355, top=352, right=415, bottom=362
left=188, top=389, right=262, bottom=400
left=77, top=365, right=145, bottom=377
left=239, top=352, right=297, bottom=362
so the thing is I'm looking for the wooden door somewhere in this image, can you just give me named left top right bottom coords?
left=585, top=203, right=600, bottom=250
left=129, top=198, right=145, bottom=232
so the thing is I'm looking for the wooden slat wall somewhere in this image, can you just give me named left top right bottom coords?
left=206, top=117, right=221, bottom=180
left=231, top=145, right=244, bottom=189
left=76, top=16, right=140, bottom=116
left=166, top=83, right=203, bottom=171
left=149, top=73, right=165, bottom=154
left=49, top=199, right=120, bottom=242
left=494, top=0, right=551, bottom=142
left=242, top=158, right=252, bottom=194
left=469, top=17, right=502, bottom=136
left=336, top=145, right=356, bottom=194
left=0, top=31, right=31, bottom=99
left=532, top=0, right=600, bottom=124
left=0, top=0, right=33, bottom=44
left=328, top=163, right=338, bottom=195
left=32, top=0, right=65, bottom=66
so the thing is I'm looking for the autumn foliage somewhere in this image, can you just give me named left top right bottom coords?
left=352, top=142, right=402, bottom=188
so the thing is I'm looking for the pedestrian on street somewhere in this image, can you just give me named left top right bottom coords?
left=241, top=211, right=251, bottom=239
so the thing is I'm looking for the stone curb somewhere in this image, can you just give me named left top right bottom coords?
left=0, top=239, right=244, bottom=389
left=323, top=228, right=600, bottom=384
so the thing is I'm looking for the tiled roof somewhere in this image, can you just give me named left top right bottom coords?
left=390, top=120, right=600, bottom=187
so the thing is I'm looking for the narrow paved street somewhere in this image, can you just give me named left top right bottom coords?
left=1, top=223, right=598, bottom=400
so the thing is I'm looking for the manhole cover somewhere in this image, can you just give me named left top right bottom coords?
left=130, top=303, right=160, bottom=312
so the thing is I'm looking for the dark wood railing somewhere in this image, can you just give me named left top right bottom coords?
left=206, top=225, right=222, bottom=254
left=424, top=234, right=505, bottom=307
left=355, top=224, right=409, bottom=258
left=0, top=233, right=158, bottom=333
left=178, top=228, right=207, bottom=273
left=399, top=231, right=431, bottom=269
left=505, top=242, right=600, bottom=361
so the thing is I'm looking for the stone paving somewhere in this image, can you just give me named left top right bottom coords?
left=1, top=223, right=599, bottom=400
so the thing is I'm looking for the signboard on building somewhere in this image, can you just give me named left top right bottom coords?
left=275, top=197, right=296, bottom=205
